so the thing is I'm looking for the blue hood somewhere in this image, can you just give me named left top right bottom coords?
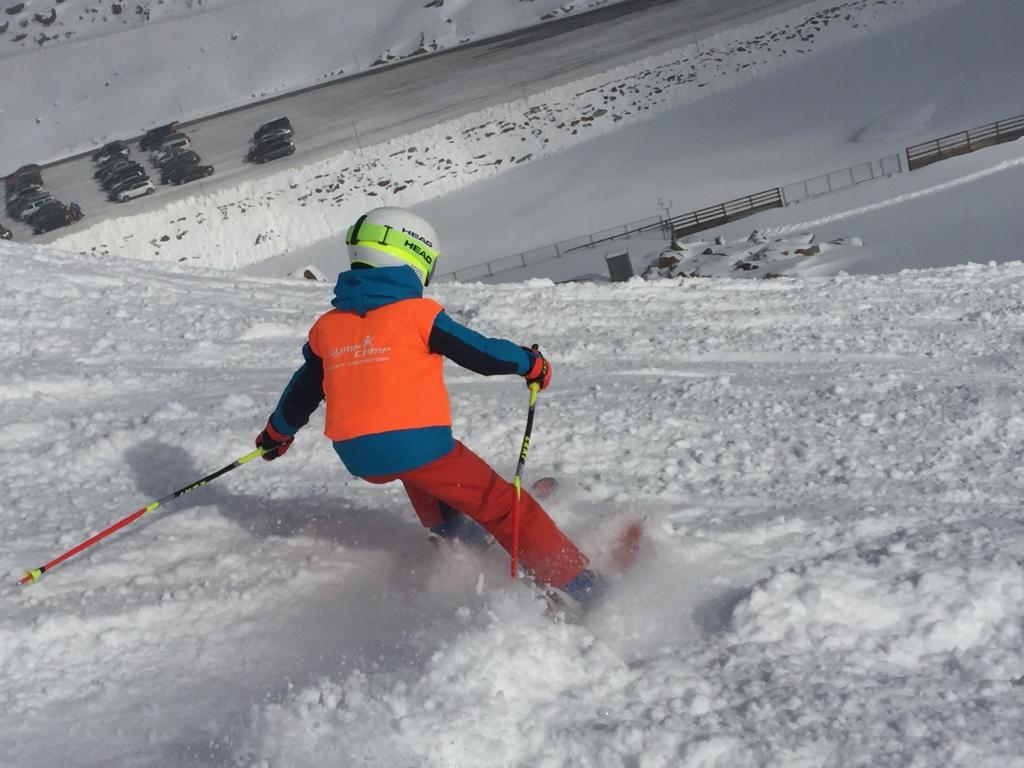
left=332, top=266, right=423, bottom=317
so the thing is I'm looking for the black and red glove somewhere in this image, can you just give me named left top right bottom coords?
left=523, top=346, right=552, bottom=391
left=256, top=421, right=295, bottom=461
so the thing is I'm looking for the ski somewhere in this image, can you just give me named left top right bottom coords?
left=541, top=515, right=645, bottom=622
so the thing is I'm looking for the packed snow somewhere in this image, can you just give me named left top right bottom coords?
left=641, top=231, right=866, bottom=279
left=5, top=240, right=1024, bottom=767
left=5, top=0, right=1024, bottom=766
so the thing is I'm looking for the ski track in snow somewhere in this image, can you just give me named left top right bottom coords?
left=4, top=243, right=1024, bottom=766
left=765, top=154, right=1024, bottom=238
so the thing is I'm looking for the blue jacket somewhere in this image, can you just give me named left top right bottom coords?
left=269, top=266, right=535, bottom=477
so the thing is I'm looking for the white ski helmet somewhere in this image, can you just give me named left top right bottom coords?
left=345, top=206, right=440, bottom=286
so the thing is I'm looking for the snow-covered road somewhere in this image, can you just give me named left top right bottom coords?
left=13, top=0, right=806, bottom=242
left=4, top=242, right=1024, bottom=766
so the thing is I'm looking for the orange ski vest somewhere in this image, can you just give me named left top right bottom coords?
left=307, top=297, right=451, bottom=441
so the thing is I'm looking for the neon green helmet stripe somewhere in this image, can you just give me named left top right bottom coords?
left=350, top=242, right=434, bottom=278
left=346, top=221, right=440, bottom=278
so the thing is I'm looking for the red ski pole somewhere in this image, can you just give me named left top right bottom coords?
left=511, top=382, right=541, bottom=579
left=17, top=448, right=267, bottom=586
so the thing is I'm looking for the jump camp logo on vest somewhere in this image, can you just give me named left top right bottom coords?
left=325, top=334, right=393, bottom=369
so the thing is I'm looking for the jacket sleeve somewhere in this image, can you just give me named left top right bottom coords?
left=428, top=311, right=533, bottom=376
left=269, top=342, right=325, bottom=435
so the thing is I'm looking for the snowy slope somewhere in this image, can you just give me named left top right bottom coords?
left=413, top=0, right=1024, bottom=281
left=465, top=137, right=1024, bottom=284
left=4, top=241, right=1024, bottom=766
left=5, top=0, right=1024, bottom=765
left=48, top=0, right=971, bottom=272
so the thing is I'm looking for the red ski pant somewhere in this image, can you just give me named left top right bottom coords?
left=365, top=441, right=587, bottom=588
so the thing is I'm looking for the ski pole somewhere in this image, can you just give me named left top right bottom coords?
left=17, top=447, right=267, bottom=586
left=511, top=381, right=541, bottom=579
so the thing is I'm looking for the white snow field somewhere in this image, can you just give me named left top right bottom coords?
left=5, top=0, right=1024, bottom=766
left=5, top=240, right=1024, bottom=767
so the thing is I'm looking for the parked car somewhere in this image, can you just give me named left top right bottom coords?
left=12, top=192, right=54, bottom=221
left=150, top=134, right=191, bottom=160
left=110, top=178, right=155, bottom=202
left=140, top=121, right=179, bottom=151
left=6, top=182, right=43, bottom=209
left=161, top=162, right=199, bottom=185
left=95, top=157, right=140, bottom=180
left=158, top=149, right=201, bottom=174
left=7, top=186, right=49, bottom=213
left=0, top=220, right=11, bottom=239
left=31, top=204, right=70, bottom=234
left=91, top=140, right=130, bottom=164
left=34, top=212, right=69, bottom=235
left=108, top=172, right=150, bottom=196
left=4, top=164, right=42, bottom=191
left=102, top=166, right=146, bottom=192
left=26, top=199, right=80, bottom=230
left=160, top=158, right=200, bottom=183
left=246, top=137, right=295, bottom=164
left=98, top=157, right=142, bottom=177
left=172, top=164, right=214, bottom=185
left=32, top=209, right=70, bottom=234
left=25, top=199, right=66, bottom=227
left=253, top=116, right=293, bottom=143
left=159, top=149, right=203, bottom=177
left=155, top=151, right=196, bottom=175
left=7, top=175, right=41, bottom=193
left=31, top=201, right=82, bottom=235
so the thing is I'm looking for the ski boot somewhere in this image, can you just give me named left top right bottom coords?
left=427, top=502, right=494, bottom=551
left=543, top=568, right=608, bottom=621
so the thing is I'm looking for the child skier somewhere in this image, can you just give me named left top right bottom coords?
left=256, top=206, right=606, bottom=611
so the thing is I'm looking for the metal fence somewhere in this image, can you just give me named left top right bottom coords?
left=440, top=150, right=909, bottom=283
left=781, top=154, right=903, bottom=205
left=554, top=188, right=785, bottom=257
left=907, top=113, right=1024, bottom=171
left=441, top=215, right=662, bottom=282
left=664, top=188, right=784, bottom=239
